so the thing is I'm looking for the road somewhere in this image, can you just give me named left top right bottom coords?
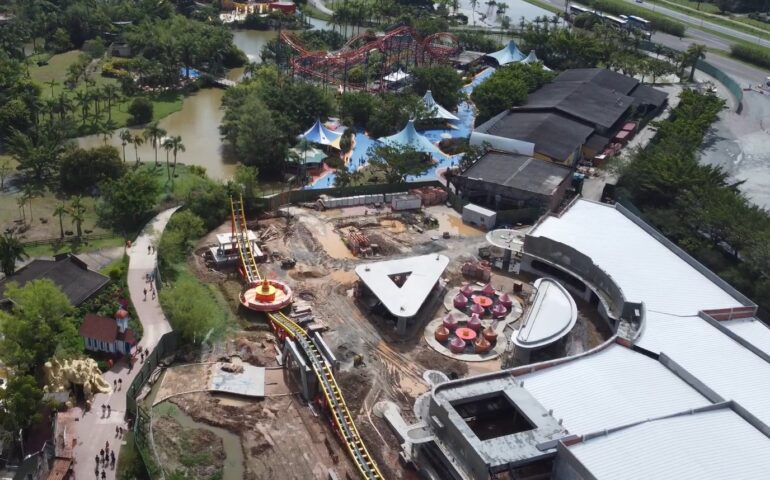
left=619, top=0, right=770, bottom=48
left=546, top=0, right=768, bottom=50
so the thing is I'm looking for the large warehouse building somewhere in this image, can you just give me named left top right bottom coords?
left=394, top=199, right=770, bottom=479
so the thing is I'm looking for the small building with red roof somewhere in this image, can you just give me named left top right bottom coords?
left=80, top=309, right=136, bottom=355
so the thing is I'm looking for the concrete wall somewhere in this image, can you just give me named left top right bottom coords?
left=521, top=235, right=626, bottom=326
left=426, top=397, right=489, bottom=480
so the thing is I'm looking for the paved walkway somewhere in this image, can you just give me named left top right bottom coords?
left=71, top=207, right=179, bottom=480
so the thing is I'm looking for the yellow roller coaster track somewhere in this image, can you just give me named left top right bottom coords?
left=229, top=195, right=262, bottom=283
left=268, top=311, right=385, bottom=480
left=228, top=196, right=383, bottom=479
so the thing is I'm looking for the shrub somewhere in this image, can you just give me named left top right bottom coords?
left=127, top=97, right=153, bottom=125
left=730, top=43, right=770, bottom=69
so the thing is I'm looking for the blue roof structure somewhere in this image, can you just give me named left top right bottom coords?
left=299, top=119, right=342, bottom=147
left=379, top=120, right=444, bottom=157
left=486, top=40, right=527, bottom=66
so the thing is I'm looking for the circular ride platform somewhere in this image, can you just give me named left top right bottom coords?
left=240, top=279, right=293, bottom=312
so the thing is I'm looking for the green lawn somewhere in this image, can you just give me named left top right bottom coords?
left=23, top=236, right=125, bottom=258
left=300, top=4, right=333, bottom=21
left=28, top=50, right=185, bottom=134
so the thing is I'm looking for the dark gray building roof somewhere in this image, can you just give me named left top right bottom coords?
left=0, top=254, right=110, bottom=306
left=630, top=84, right=669, bottom=109
left=555, top=68, right=640, bottom=95
left=461, top=151, right=572, bottom=195
left=523, top=81, right=634, bottom=130
left=476, top=110, right=594, bottom=162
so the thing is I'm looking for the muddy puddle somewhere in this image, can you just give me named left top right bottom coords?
left=154, top=401, right=245, bottom=480
left=427, top=207, right=484, bottom=237
left=317, top=224, right=355, bottom=259
left=379, top=219, right=407, bottom=234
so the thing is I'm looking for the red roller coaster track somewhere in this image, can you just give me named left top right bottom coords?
left=281, top=27, right=460, bottom=91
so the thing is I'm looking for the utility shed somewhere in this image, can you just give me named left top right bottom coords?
left=462, top=203, right=496, bottom=230
left=453, top=151, right=572, bottom=212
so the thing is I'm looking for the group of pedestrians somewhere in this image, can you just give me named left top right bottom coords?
left=95, top=441, right=115, bottom=478
left=143, top=268, right=156, bottom=301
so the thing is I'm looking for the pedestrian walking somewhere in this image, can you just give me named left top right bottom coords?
left=147, top=245, right=151, bottom=254
left=118, top=378, right=122, bottom=389
left=100, top=448, right=105, bottom=460
left=95, top=455, right=100, bottom=466
left=116, top=426, right=119, bottom=436
left=119, top=426, right=124, bottom=436
left=113, top=379, right=117, bottom=390
left=107, top=405, right=111, bottom=416
left=101, top=470, right=106, bottom=480
left=110, top=450, right=115, bottom=466
left=143, top=288, right=147, bottom=301
left=101, top=404, right=106, bottom=416
left=151, top=289, right=156, bottom=300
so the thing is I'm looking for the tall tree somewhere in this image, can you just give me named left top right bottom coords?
left=143, top=122, right=166, bottom=167
left=170, top=135, right=185, bottom=180
left=69, top=195, right=86, bottom=238
left=0, top=234, right=27, bottom=276
left=97, top=169, right=160, bottom=232
left=119, top=129, right=132, bottom=163
left=162, top=137, right=173, bottom=182
left=686, top=43, right=707, bottom=82
left=0, top=279, right=79, bottom=372
left=132, top=133, right=144, bottom=166
left=366, top=144, right=431, bottom=183
left=0, top=375, right=43, bottom=449
left=53, top=203, right=67, bottom=239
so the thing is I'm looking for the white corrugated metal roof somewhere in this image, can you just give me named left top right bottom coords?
left=354, top=254, right=449, bottom=317
left=515, top=344, right=710, bottom=434
left=722, top=318, right=770, bottom=356
left=637, top=311, right=770, bottom=426
left=513, top=278, right=577, bottom=348
left=530, top=200, right=741, bottom=315
left=567, top=408, right=770, bottom=480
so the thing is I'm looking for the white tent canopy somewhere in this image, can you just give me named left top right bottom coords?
left=383, top=69, right=410, bottom=83
left=422, top=90, right=459, bottom=121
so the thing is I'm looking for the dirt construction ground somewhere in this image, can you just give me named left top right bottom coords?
left=152, top=204, right=612, bottom=479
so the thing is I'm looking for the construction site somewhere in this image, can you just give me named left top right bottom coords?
left=137, top=190, right=616, bottom=480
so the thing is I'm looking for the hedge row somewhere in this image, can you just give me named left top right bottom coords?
left=587, top=0, right=687, bottom=37
left=730, top=43, right=770, bottom=70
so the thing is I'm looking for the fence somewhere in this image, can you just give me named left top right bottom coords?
left=126, top=331, right=181, bottom=479
left=20, top=232, right=117, bottom=247
left=257, top=179, right=444, bottom=211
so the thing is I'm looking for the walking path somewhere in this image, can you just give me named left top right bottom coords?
left=70, top=207, right=179, bottom=480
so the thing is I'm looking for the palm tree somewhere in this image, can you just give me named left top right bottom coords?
left=686, top=43, right=707, bottom=82
left=103, top=84, right=120, bottom=121
left=143, top=122, right=166, bottom=167
left=45, top=79, right=59, bottom=98
left=69, top=196, right=86, bottom=238
left=53, top=203, right=66, bottom=239
left=162, top=137, right=173, bottom=182
left=170, top=135, right=185, bottom=181
left=20, top=184, right=40, bottom=224
left=470, top=0, right=479, bottom=25
left=132, top=134, right=144, bottom=166
left=0, top=233, right=27, bottom=276
left=57, top=93, right=73, bottom=122
left=73, top=90, right=89, bottom=126
left=119, top=130, right=132, bottom=163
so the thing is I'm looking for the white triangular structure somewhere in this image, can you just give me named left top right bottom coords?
left=486, top=40, right=526, bottom=66
left=422, top=90, right=459, bottom=121
left=355, top=254, right=449, bottom=317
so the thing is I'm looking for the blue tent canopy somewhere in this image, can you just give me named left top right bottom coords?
left=486, top=40, right=527, bottom=66
left=299, top=119, right=342, bottom=147
left=380, top=120, right=444, bottom=157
